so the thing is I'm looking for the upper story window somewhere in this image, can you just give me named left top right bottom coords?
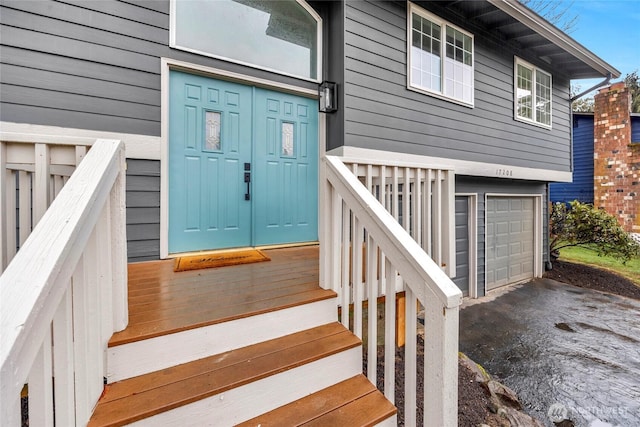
left=407, top=3, right=474, bottom=106
left=170, top=0, right=321, bottom=82
left=514, top=57, right=552, bottom=128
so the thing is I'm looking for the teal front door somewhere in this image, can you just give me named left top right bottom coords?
left=169, top=71, right=318, bottom=253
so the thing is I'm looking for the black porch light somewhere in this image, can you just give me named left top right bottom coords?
left=318, top=81, right=337, bottom=113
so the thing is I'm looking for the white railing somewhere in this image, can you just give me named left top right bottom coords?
left=0, top=138, right=92, bottom=272
left=320, top=155, right=463, bottom=426
left=0, top=139, right=128, bottom=426
left=344, top=160, right=456, bottom=277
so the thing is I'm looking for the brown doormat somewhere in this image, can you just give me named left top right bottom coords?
left=174, top=249, right=270, bottom=272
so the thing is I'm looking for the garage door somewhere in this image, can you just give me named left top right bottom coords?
left=486, top=197, right=534, bottom=290
left=454, top=196, right=470, bottom=296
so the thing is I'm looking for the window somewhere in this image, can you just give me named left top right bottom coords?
left=515, top=57, right=552, bottom=128
left=408, top=3, right=474, bottom=105
left=171, top=0, right=321, bottom=82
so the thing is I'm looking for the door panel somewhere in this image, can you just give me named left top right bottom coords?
left=169, top=71, right=252, bottom=253
left=253, top=88, right=318, bottom=246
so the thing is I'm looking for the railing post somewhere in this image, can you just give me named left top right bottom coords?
left=28, top=329, right=54, bottom=427
left=34, top=143, right=51, bottom=226
left=0, top=141, right=7, bottom=270
left=433, top=170, right=442, bottom=267
left=330, top=189, right=341, bottom=295
left=52, top=288, right=76, bottom=427
left=319, top=158, right=330, bottom=290
left=110, top=144, right=128, bottom=332
left=442, top=169, right=456, bottom=278
left=423, top=297, right=459, bottom=427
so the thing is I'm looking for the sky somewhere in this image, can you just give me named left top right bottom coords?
left=555, top=0, right=640, bottom=92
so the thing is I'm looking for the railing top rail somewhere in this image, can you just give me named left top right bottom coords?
left=342, top=157, right=455, bottom=172
left=0, top=132, right=95, bottom=146
left=329, top=148, right=456, bottom=172
left=0, top=139, right=123, bottom=386
left=325, top=155, right=463, bottom=308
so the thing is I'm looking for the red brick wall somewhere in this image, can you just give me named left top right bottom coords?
left=593, top=82, right=640, bottom=232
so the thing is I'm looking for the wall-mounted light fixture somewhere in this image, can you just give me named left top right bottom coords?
left=318, top=81, right=337, bottom=113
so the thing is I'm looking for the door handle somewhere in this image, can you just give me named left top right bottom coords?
left=244, top=172, right=251, bottom=200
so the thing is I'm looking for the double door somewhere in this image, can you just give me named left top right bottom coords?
left=169, top=71, right=318, bottom=253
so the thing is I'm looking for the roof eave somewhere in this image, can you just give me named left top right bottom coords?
left=487, top=0, right=621, bottom=79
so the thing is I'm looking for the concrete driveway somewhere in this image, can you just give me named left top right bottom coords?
left=459, top=278, right=640, bottom=427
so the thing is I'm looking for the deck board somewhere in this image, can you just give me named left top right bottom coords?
left=109, top=246, right=329, bottom=347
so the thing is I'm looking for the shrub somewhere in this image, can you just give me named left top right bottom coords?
left=550, top=201, right=640, bottom=263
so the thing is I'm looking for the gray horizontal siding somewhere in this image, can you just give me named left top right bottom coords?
left=126, top=159, right=160, bottom=262
left=0, top=0, right=320, bottom=136
left=455, top=176, right=549, bottom=297
left=343, top=0, right=572, bottom=172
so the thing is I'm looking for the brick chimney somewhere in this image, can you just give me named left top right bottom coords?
left=593, top=82, right=640, bottom=232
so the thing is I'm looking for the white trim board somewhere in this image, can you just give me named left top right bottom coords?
left=455, top=193, right=478, bottom=299
left=159, top=58, right=322, bottom=259
left=163, top=59, right=318, bottom=98
left=0, top=122, right=160, bottom=160
left=330, top=146, right=572, bottom=182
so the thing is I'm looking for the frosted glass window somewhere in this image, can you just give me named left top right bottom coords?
left=515, top=57, right=552, bottom=128
left=409, top=3, right=473, bottom=105
left=205, top=111, right=221, bottom=151
left=282, top=122, right=294, bottom=156
left=172, top=0, right=320, bottom=81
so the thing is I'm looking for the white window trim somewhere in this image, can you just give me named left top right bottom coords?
left=169, top=0, right=322, bottom=83
left=406, top=2, right=475, bottom=108
left=514, top=56, right=553, bottom=129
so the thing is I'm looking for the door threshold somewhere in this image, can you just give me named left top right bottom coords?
left=166, top=242, right=319, bottom=259
left=256, top=241, right=319, bottom=250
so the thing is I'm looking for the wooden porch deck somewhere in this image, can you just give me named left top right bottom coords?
left=92, top=244, right=397, bottom=425
left=109, top=245, right=332, bottom=347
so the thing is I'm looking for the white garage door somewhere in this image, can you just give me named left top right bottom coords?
left=486, top=197, right=534, bottom=290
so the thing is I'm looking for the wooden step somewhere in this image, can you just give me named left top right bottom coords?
left=106, top=296, right=337, bottom=382
left=236, top=374, right=397, bottom=427
left=90, top=323, right=362, bottom=427
left=107, top=246, right=337, bottom=382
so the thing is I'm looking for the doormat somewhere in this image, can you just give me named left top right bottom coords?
left=174, top=249, right=270, bottom=272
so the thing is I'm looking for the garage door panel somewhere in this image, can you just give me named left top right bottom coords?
left=496, top=221, right=509, bottom=235
left=496, top=199, right=510, bottom=211
left=496, top=244, right=509, bottom=258
left=509, top=241, right=522, bottom=255
left=487, top=196, right=535, bottom=290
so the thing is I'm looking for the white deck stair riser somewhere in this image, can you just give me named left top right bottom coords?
left=128, top=347, right=362, bottom=427
left=107, top=298, right=336, bottom=382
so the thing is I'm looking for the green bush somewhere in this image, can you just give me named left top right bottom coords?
left=550, top=201, right=640, bottom=263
